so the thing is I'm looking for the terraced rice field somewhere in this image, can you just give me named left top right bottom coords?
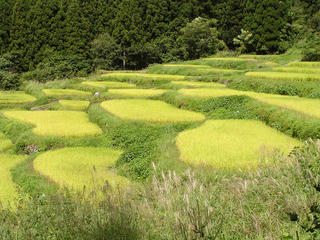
left=0, top=133, right=13, bottom=152
left=0, top=154, right=25, bottom=207
left=245, top=71, right=320, bottom=81
left=2, top=111, right=102, bottom=137
left=163, top=64, right=212, bottom=68
left=42, top=89, right=91, bottom=97
left=172, top=81, right=225, bottom=88
left=33, top=147, right=127, bottom=191
left=102, top=73, right=186, bottom=80
left=176, top=120, right=300, bottom=169
left=273, top=67, right=320, bottom=74
left=59, top=100, right=90, bottom=110
left=81, top=81, right=136, bottom=89
left=101, top=99, right=205, bottom=123
left=178, top=88, right=247, bottom=98
left=108, top=89, right=167, bottom=98
left=288, top=62, right=320, bottom=67
left=0, top=91, right=36, bottom=104
left=203, top=57, right=257, bottom=61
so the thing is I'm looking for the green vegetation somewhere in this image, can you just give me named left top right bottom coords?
left=288, top=62, right=320, bottom=67
left=0, top=154, right=25, bottom=208
left=2, top=111, right=102, bottom=137
left=203, top=57, right=257, bottom=61
left=101, top=99, right=205, bottom=123
left=171, top=81, right=225, bottom=88
left=42, top=89, right=91, bottom=97
left=0, top=132, right=13, bottom=152
left=33, top=147, right=127, bottom=192
left=102, top=73, right=186, bottom=81
left=81, top=81, right=136, bottom=89
left=0, top=91, right=36, bottom=104
left=176, top=120, right=300, bottom=169
left=273, top=67, right=320, bottom=74
left=163, top=64, right=211, bottom=68
left=58, top=100, right=90, bottom=111
left=245, top=71, right=320, bottom=82
left=178, top=88, right=247, bottom=98
left=108, top=89, right=167, bottom=98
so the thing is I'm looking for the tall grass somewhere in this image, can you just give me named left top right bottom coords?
left=288, top=62, right=320, bottom=67
left=246, top=71, right=320, bottom=81
left=273, top=67, right=320, bottom=74
left=101, top=99, right=205, bottom=123
left=203, top=57, right=257, bottom=61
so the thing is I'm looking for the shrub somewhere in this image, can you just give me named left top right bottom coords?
left=0, top=71, right=21, bottom=90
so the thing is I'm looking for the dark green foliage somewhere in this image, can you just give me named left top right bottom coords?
left=0, top=71, right=21, bottom=90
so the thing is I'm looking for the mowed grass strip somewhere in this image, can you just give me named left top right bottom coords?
left=102, top=72, right=186, bottom=80
left=42, top=89, right=91, bottom=97
left=81, top=81, right=136, bottom=89
left=58, top=100, right=90, bottom=111
left=108, top=89, right=167, bottom=98
left=0, top=91, right=36, bottom=104
left=273, top=67, right=320, bottom=74
left=176, top=120, right=300, bottom=169
left=178, top=88, right=247, bottom=98
left=0, top=154, right=25, bottom=207
left=101, top=99, right=205, bottom=123
left=245, top=72, right=320, bottom=81
left=172, top=81, right=225, bottom=88
left=288, top=62, right=320, bottom=67
left=203, top=57, right=257, bottom=61
left=33, top=147, right=127, bottom=191
left=2, top=111, right=102, bottom=137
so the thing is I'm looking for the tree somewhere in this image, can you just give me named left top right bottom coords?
left=178, top=17, right=225, bottom=60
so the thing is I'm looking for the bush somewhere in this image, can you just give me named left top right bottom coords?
left=0, top=71, right=21, bottom=90
left=302, top=51, right=320, bottom=62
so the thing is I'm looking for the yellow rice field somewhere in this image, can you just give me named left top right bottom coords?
left=33, top=147, right=127, bottom=192
left=245, top=72, right=320, bottom=81
left=101, top=72, right=186, bottom=80
left=0, top=133, right=13, bottom=152
left=59, top=100, right=90, bottom=110
left=288, top=62, right=320, bottom=67
left=101, top=99, right=205, bottom=123
left=178, top=88, right=247, bottom=98
left=108, top=89, right=167, bottom=98
left=81, top=81, right=136, bottom=89
left=203, top=57, right=257, bottom=61
left=172, top=81, right=226, bottom=88
left=163, top=64, right=212, bottom=68
left=42, top=89, right=92, bottom=97
left=0, top=91, right=36, bottom=104
left=0, top=154, right=25, bottom=207
left=2, top=111, right=102, bottom=137
left=273, top=67, right=320, bottom=74
left=176, top=120, right=300, bottom=169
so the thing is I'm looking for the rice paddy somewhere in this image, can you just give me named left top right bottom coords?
left=288, top=62, right=320, bottom=67
left=163, top=64, right=212, bottom=68
left=0, top=91, right=36, bottom=104
left=81, top=81, right=136, bottom=89
left=58, top=100, right=90, bottom=110
left=178, top=88, right=247, bottom=98
left=33, top=147, right=127, bottom=192
left=245, top=71, right=320, bottom=81
left=2, top=111, right=102, bottom=137
left=101, top=72, right=186, bottom=80
left=171, top=81, right=226, bottom=88
left=203, top=57, right=257, bottom=62
left=273, top=67, right=320, bottom=74
left=101, top=99, right=205, bottom=123
left=108, top=89, right=167, bottom=98
left=176, top=120, right=300, bottom=169
left=0, top=133, right=13, bottom=152
left=42, top=89, right=92, bottom=97
left=0, top=154, right=25, bottom=207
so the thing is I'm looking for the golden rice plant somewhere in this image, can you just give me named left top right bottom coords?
left=172, top=81, right=225, bottom=88
left=288, top=62, right=320, bottom=67
left=101, top=72, right=186, bottom=80
left=108, top=89, right=167, bottom=98
left=0, top=91, right=36, bottom=104
left=101, top=99, right=205, bottom=123
left=81, top=81, right=136, bottom=89
left=59, top=100, right=90, bottom=110
left=178, top=88, right=247, bottom=98
left=176, top=120, right=300, bottom=169
left=163, top=64, right=212, bottom=68
left=33, top=147, right=128, bottom=192
left=203, top=57, right=257, bottom=61
left=0, top=133, right=13, bottom=152
left=245, top=71, right=320, bottom=81
left=273, top=67, right=320, bottom=74
left=2, top=111, right=102, bottom=137
left=0, top=154, right=25, bottom=207
left=42, top=89, right=91, bottom=97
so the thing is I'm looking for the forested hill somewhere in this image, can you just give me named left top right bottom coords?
left=0, top=0, right=319, bottom=73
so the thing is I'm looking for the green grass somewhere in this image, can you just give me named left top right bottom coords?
left=288, top=62, right=320, bottom=67
left=0, top=134, right=13, bottom=152
left=58, top=100, right=90, bottom=110
left=176, top=119, right=300, bottom=169
left=108, top=89, right=167, bottom=98
left=33, top=147, right=127, bottom=192
left=273, top=67, right=320, bottom=74
left=101, top=99, right=205, bottom=123
left=2, top=111, right=102, bottom=137
left=171, top=81, right=226, bottom=88
left=245, top=71, right=320, bottom=81
left=178, top=88, right=247, bottom=98
left=42, top=89, right=92, bottom=97
left=0, top=91, right=36, bottom=104
left=101, top=72, right=186, bottom=80
left=203, top=57, right=257, bottom=61
left=0, top=154, right=25, bottom=207
left=162, top=64, right=212, bottom=68
left=81, top=81, right=136, bottom=89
